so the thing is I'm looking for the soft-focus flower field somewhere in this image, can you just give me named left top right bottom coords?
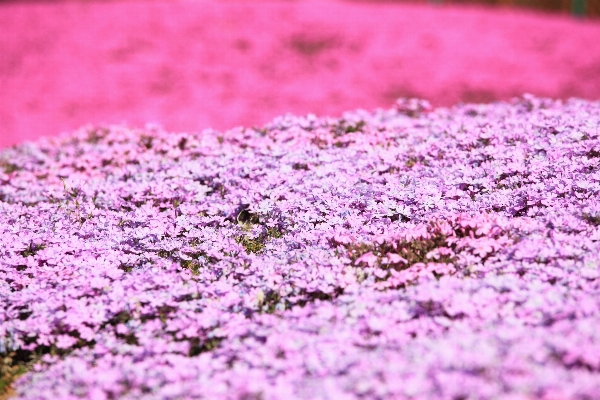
left=1, top=95, right=600, bottom=399
left=2, top=0, right=600, bottom=148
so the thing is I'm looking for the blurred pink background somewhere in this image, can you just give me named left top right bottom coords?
left=1, top=0, right=600, bottom=148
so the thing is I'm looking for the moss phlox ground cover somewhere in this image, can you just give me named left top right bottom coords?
left=1, top=95, right=600, bottom=399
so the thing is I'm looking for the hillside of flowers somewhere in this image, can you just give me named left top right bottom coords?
left=1, top=95, right=600, bottom=399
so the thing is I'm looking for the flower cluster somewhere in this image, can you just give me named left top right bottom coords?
left=1, top=95, right=600, bottom=399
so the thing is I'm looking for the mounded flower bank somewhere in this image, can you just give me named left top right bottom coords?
left=1, top=96, right=600, bottom=399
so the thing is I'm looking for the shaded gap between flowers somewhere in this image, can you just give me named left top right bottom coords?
left=232, top=205, right=285, bottom=255
left=334, top=215, right=512, bottom=289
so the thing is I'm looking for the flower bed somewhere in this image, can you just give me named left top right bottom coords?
left=1, top=95, right=600, bottom=399
left=2, top=0, right=600, bottom=149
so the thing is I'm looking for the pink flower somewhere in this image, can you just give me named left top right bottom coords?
left=386, top=253, right=408, bottom=265
left=355, top=252, right=378, bottom=267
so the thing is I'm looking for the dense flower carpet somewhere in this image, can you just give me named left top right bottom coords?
left=1, top=96, right=600, bottom=399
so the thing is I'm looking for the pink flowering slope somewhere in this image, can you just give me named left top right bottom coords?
left=2, top=0, right=600, bottom=148
left=2, top=95, right=600, bottom=399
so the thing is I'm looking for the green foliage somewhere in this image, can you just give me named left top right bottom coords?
left=1, top=352, right=31, bottom=398
left=57, top=178, right=94, bottom=228
left=85, top=127, right=109, bottom=144
left=157, top=249, right=174, bottom=259
left=187, top=337, right=224, bottom=357
left=347, top=230, right=454, bottom=273
left=0, top=338, right=94, bottom=399
left=237, top=236, right=266, bottom=254
left=332, top=119, right=366, bottom=137
left=266, top=227, right=283, bottom=239
left=404, top=155, right=429, bottom=168
left=156, top=241, right=219, bottom=275
left=234, top=207, right=284, bottom=254
left=0, top=161, right=19, bottom=174
left=256, top=289, right=284, bottom=314
left=254, top=287, right=345, bottom=315
left=180, top=259, right=201, bottom=275
left=237, top=226, right=284, bottom=255
left=20, top=243, right=46, bottom=258
left=582, top=212, right=600, bottom=227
